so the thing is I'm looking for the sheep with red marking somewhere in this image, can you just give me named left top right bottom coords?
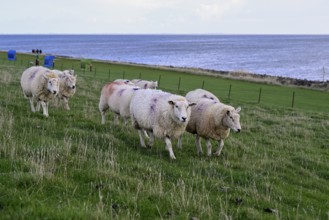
left=99, top=81, right=140, bottom=125
left=130, top=89, right=195, bottom=159
left=20, top=66, right=59, bottom=117
left=186, top=98, right=241, bottom=157
left=131, top=79, right=158, bottom=89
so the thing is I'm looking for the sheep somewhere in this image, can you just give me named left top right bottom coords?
left=52, top=69, right=77, bottom=110
left=20, top=66, right=59, bottom=117
left=186, top=98, right=241, bottom=157
left=177, top=88, right=220, bottom=148
left=131, top=79, right=158, bottom=89
left=185, top=88, right=220, bottom=103
left=99, top=81, right=140, bottom=125
left=114, top=79, right=134, bottom=86
left=130, top=89, right=195, bottom=159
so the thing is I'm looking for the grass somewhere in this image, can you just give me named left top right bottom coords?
left=0, top=53, right=329, bottom=219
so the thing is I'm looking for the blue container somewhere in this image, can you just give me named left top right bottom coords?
left=8, top=50, right=16, bottom=61
left=44, top=55, right=55, bottom=68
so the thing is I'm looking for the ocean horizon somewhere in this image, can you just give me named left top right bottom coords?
left=1, top=34, right=329, bottom=81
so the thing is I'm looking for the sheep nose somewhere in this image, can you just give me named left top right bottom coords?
left=181, top=117, right=186, bottom=122
left=237, top=129, right=241, bottom=133
left=72, top=85, right=75, bottom=89
left=53, top=91, right=57, bottom=94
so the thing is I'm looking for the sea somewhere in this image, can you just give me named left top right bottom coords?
left=1, top=34, right=329, bottom=81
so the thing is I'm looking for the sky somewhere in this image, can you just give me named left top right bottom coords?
left=1, top=0, right=328, bottom=34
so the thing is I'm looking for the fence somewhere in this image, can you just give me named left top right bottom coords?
left=1, top=56, right=328, bottom=113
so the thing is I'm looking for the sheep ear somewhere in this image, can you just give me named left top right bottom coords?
left=236, top=107, right=241, bottom=113
left=168, top=100, right=175, bottom=106
left=189, top=102, right=196, bottom=107
left=43, top=73, right=49, bottom=79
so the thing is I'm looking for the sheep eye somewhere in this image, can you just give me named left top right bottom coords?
left=230, top=116, right=234, bottom=121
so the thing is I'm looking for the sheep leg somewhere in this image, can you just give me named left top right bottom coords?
left=54, top=97, right=60, bottom=108
left=114, top=114, right=120, bottom=125
left=147, top=132, right=154, bottom=147
left=36, top=101, right=41, bottom=112
left=177, top=136, right=182, bottom=149
left=205, top=139, right=212, bottom=157
left=99, top=104, right=108, bottom=125
left=101, top=110, right=106, bottom=124
left=214, top=140, right=224, bottom=156
left=143, top=129, right=150, bottom=139
left=123, top=118, right=128, bottom=126
left=63, top=97, right=70, bottom=110
left=137, top=129, right=147, bottom=148
left=195, top=134, right=202, bottom=156
left=29, top=97, right=36, bottom=112
left=164, top=137, right=176, bottom=160
left=40, top=101, right=49, bottom=117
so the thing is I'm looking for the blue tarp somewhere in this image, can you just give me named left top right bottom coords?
left=44, top=55, right=55, bottom=67
left=8, top=50, right=16, bottom=61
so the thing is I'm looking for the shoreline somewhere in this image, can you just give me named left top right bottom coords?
left=78, top=55, right=329, bottom=91
left=3, top=51, right=329, bottom=90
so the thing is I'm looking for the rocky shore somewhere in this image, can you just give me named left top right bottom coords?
left=147, top=64, right=329, bottom=91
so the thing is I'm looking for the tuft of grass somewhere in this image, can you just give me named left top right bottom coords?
left=0, top=58, right=329, bottom=219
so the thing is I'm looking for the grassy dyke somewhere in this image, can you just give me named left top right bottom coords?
left=0, top=53, right=329, bottom=219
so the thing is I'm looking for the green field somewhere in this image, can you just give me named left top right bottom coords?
left=0, top=52, right=329, bottom=219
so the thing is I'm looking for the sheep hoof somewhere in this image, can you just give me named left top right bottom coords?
left=170, top=155, right=176, bottom=160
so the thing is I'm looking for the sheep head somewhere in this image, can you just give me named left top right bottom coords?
left=43, top=72, right=59, bottom=95
left=168, top=99, right=195, bottom=124
left=223, top=107, right=241, bottom=132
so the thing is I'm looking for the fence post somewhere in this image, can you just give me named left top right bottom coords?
left=94, top=67, right=96, bottom=77
left=178, top=77, right=181, bottom=91
left=228, top=84, right=232, bottom=99
left=158, top=75, right=161, bottom=88
left=291, top=91, right=295, bottom=108
left=201, top=80, right=205, bottom=89
left=108, top=68, right=111, bottom=80
left=139, top=72, right=142, bottom=79
left=258, top=88, right=262, bottom=103
left=123, top=71, right=125, bottom=79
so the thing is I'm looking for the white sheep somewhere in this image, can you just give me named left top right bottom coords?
left=186, top=98, right=241, bottom=157
left=52, top=69, right=77, bottom=110
left=20, top=66, right=59, bottom=117
left=114, top=79, right=134, bottom=86
left=131, top=79, right=158, bottom=89
left=99, top=81, right=140, bottom=125
left=130, top=89, right=195, bottom=159
left=177, top=88, right=220, bottom=148
left=185, top=88, right=220, bottom=103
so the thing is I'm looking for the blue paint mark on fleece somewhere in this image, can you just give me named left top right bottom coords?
left=29, top=69, right=39, bottom=80
left=149, top=98, right=158, bottom=114
left=118, top=89, right=125, bottom=96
